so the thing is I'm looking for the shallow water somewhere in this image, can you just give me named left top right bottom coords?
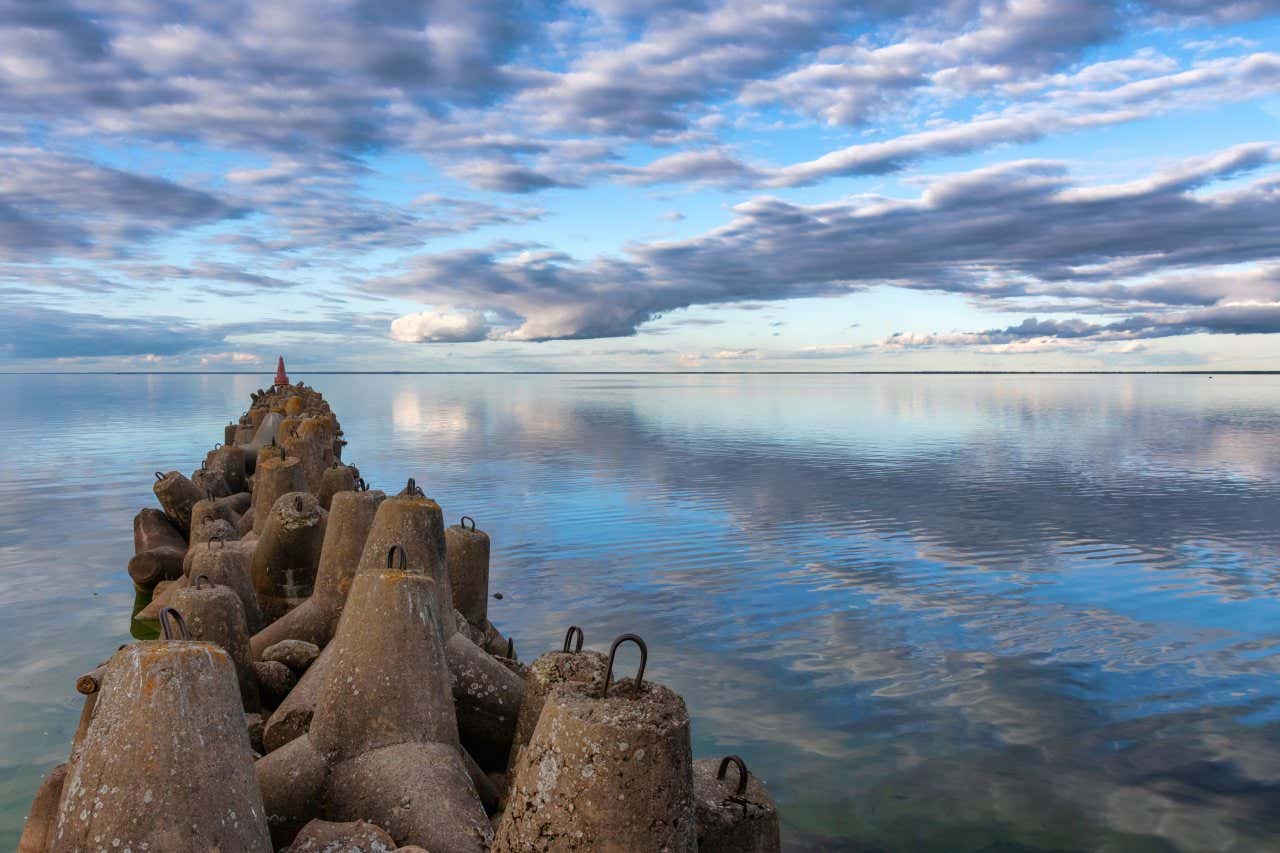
left=3, top=373, right=1280, bottom=851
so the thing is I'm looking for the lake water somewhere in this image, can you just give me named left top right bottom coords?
left=2, top=373, right=1280, bottom=851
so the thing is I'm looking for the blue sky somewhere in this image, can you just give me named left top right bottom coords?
left=2, top=0, right=1279, bottom=371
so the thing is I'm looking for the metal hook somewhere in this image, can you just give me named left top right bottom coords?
left=159, top=607, right=188, bottom=640
left=507, top=637, right=515, bottom=659
left=460, top=515, right=476, bottom=531
left=193, top=573, right=212, bottom=589
left=602, top=633, right=647, bottom=697
left=356, top=477, right=368, bottom=492
left=154, top=471, right=165, bottom=481
left=405, top=477, right=423, bottom=497
left=717, top=755, right=749, bottom=796
left=386, top=544, right=407, bottom=570
left=563, top=626, right=584, bottom=653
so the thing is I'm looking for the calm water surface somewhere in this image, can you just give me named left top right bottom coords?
left=2, top=374, right=1280, bottom=851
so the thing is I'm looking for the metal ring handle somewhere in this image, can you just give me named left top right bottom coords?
left=194, top=574, right=212, bottom=589
left=460, top=515, right=475, bottom=531
left=717, top=755, right=749, bottom=796
left=154, top=471, right=164, bottom=481
left=602, top=633, right=647, bottom=697
left=386, top=544, right=407, bottom=570
left=356, top=477, right=368, bottom=492
left=159, top=607, right=188, bottom=640
left=405, top=477, right=423, bottom=497
left=507, top=637, right=515, bottom=659
left=563, top=626, right=584, bottom=653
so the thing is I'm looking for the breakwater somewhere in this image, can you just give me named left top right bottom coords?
left=19, top=369, right=779, bottom=852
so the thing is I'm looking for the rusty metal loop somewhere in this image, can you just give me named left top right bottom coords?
left=717, top=755, right=749, bottom=796
left=493, top=592, right=504, bottom=600
left=507, top=637, right=515, bottom=659
left=460, top=515, right=476, bottom=531
left=154, top=471, right=164, bottom=481
left=294, top=494, right=304, bottom=512
left=194, top=573, right=212, bottom=589
left=356, top=477, right=368, bottom=492
left=602, top=633, right=647, bottom=697
left=200, top=460, right=207, bottom=471
left=386, top=544, right=407, bottom=570
left=159, top=607, right=188, bottom=640
left=214, top=442, right=222, bottom=449
left=563, top=626, right=585, bottom=653
left=405, top=477, right=424, bottom=497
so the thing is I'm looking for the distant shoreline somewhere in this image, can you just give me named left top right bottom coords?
left=2, top=371, right=1278, bottom=376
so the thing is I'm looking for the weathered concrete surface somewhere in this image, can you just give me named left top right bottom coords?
left=250, top=488, right=384, bottom=658
left=290, top=818, right=397, bottom=852
left=153, top=469, right=205, bottom=537
left=252, top=491, right=327, bottom=622
left=692, top=758, right=781, bottom=853
left=192, top=465, right=232, bottom=499
left=318, top=464, right=357, bottom=510
left=258, top=571, right=486, bottom=851
left=263, top=645, right=331, bottom=753
left=172, top=580, right=260, bottom=711
left=355, top=493, right=457, bottom=637
left=205, top=443, right=249, bottom=494
left=129, top=509, right=186, bottom=590
left=18, top=762, right=65, bottom=853
left=445, top=520, right=490, bottom=627
left=252, top=454, right=305, bottom=536
left=309, top=571, right=457, bottom=762
left=324, top=741, right=490, bottom=852
left=247, top=712, right=266, bottom=755
left=508, top=649, right=607, bottom=771
left=52, top=641, right=271, bottom=852
left=188, top=540, right=264, bottom=634
left=263, top=638, right=320, bottom=673
left=254, top=659, right=297, bottom=707
left=494, top=678, right=696, bottom=853
left=445, top=632, right=524, bottom=771
left=241, top=410, right=284, bottom=475
left=257, top=731, right=330, bottom=848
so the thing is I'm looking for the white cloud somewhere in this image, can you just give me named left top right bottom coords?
left=390, top=309, right=491, bottom=343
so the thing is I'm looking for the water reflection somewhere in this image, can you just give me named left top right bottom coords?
left=2, top=374, right=1279, bottom=850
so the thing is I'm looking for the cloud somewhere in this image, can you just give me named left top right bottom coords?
left=0, top=304, right=230, bottom=359
left=390, top=309, right=491, bottom=343
left=0, top=148, right=243, bottom=261
left=372, top=143, right=1280, bottom=342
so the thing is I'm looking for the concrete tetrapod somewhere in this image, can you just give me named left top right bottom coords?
left=152, top=469, right=205, bottom=537
left=493, top=634, right=697, bottom=853
left=252, top=491, right=327, bottom=623
left=191, top=464, right=232, bottom=499
left=18, top=762, right=66, bottom=853
left=251, top=454, right=305, bottom=536
left=507, top=625, right=608, bottom=771
left=171, top=575, right=261, bottom=711
left=354, top=487, right=457, bottom=637
left=261, top=643, right=331, bottom=753
left=240, top=410, right=284, bottom=475
left=187, top=537, right=264, bottom=633
left=445, top=516, right=490, bottom=628
left=128, top=507, right=187, bottom=589
left=317, top=464, right=357, bottom=510
left=692, top=756, right=781, bottom=853
left=250, top=487, right=385, bottom=658
left=205, top=442, right=249, bottom=494
left=256, top=568, right=491, bottom=852
left=445, top=631, right=524, bottom=771
left=51, top=611, right=271, bottom=852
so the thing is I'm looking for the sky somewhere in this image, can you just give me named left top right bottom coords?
left=2, top=0, right=1280, bottom=372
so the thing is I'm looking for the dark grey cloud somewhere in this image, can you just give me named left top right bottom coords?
left=377, top=143, right=1280, bottom=341
left=0, top=304, right=230, bottom=359
left=0, top=0, right=541, bottom=155
left=0, top=149, right=244, bottom=261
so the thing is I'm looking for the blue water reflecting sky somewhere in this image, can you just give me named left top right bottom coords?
left=2, top=374, right=1279, bottom=850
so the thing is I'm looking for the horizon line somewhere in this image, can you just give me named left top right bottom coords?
left=2, top=370, right=1279, bottom=376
